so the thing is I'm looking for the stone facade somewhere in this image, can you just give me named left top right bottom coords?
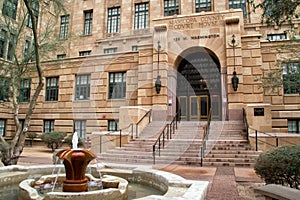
left=0, top=0, right=299, bottom=139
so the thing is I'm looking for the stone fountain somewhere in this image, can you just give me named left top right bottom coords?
left=0, top=132, right=210, bottom=200
left=18, top=132, right=129, bottom=200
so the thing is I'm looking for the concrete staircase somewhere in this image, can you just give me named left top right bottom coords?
left=202, top=121, right=261, bottom=167
left=98, top=121, right=166, bottom=165
left=98, top=120, right=261, bottom=167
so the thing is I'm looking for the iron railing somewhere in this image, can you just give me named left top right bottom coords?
left=152, top=113, right=179, bottom=164
left=243, top=108, right=297, bottom=151
left=242, top=108, right=249, bottom=141
left=135, top=109, right=152, bottom=138
left=200, top=108, right=212, bottom=167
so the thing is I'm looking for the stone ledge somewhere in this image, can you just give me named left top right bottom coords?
left=254, top=184, right=300, bottom=200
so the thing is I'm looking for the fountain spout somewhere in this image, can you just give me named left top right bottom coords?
left=57, top=135, right=96, bottom=192
left=72, top=131, right=78, bottom=149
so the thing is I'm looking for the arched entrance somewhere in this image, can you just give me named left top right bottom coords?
left=176, top=47, right=221, bottom=121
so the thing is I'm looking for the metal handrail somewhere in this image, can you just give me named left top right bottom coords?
left=200, top=108, right=212, bottom=167
left=152, top=113, right=179, bottom=164
left=135, top=109, right=152, bottom=138
left=120, top=123, right=134, bottom=147
left=249, top=127, right=297, bottom=151
left=242, top=108, right=249, bottom=141
left=243, top=108, right=297, bottom=151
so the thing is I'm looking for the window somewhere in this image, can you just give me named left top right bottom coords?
left=84, top=10, right=93, bottom=35
left=44, top=120, right=54, bottom=133
left=75, top=74, right=90, bottom=100
left=132, top=45, right=139, bottom=51
left=23, top=40, right=30, bottom=61
left=74, top=120, right=86, bottom=139
left=0, top=30, right=7, bottom=58
left=107, top=7, right=120, bottom=33
left=0, top=119, right=6, bottom=137
left=7, top=33, right=16, bottom=61
left=2, top=0, right=18, bottom=19
left=104, top=48, right=117, bottom=54
left=282, top=62, right=300, bottom=94
left=57, top=54, right=66, bottom=59
left=195, top=0, right=211, bottom=12
left=288, top=119, right=300, bottom=133
left=134, top=3, right=149, bottom=29
left=26, top=1, right=39, bottom=28
left=267, top=33, right=287, bottom=41
left=109, top=72, right=126, bottom=99
left=164, top=0, right=179, bottom=16
left=229, top=0, right=246, bottom=18
left=79, top=50, right=91, bottom=56
left=19, top=78, right=31, bottom=102
left=59, top=15, right=69, bottom=39
left=0, top=77, right=10, bottom=102
left=46, top=77, right=59, bottom=101
left=108, top=120, right=119, bottom=131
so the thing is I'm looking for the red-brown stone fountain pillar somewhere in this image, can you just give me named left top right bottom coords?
left=56, top=149, right=96, bottom=192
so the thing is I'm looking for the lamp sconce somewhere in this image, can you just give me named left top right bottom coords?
left=231, top=34, right=239, bottom=92
left=155, top=75, right=161, bottom=94
left=155, top=41, right=161, bottom=94
left=231, top=71, right=239, bottom=91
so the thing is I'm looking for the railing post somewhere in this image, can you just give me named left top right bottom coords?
left=200, top=146, right=203, bottom=167
left=276, top=137, right=279, bottom=147
left=153, top=145, right=155, bottom=164
left=136, top=124, right=138, bottom=138
left=158, top=139, right=161, bottom=156
left=99, top=135, right=102, bottom=154
left=119, top=130, right=122, bottom=148
left=255, top=130, right=258, bottom=151
left=131, top=124, right=133, bottom=140
left=163, top=130, right=165, bottom=148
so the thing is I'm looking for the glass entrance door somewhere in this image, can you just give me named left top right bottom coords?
left=179, top=95, right=209, bottom=121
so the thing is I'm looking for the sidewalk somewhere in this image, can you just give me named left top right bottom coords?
left=18, top=145, right=264, bottom=200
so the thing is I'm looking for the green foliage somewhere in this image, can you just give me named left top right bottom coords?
left=248, top=0, right=300, bottom=27
left=26, top=132, right=38, bottom=146
left=254, top=145, right=300, bottom=189
left=64, top=134, right=84, bottom=148
left=40, top=132, right=67, bottom=152
left=27, top=132, right=38, bottom=139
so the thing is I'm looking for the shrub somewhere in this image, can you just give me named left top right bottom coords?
left=64, top=134, right=84, bottom=148
left=40, top=132, right=67, bottom=152
left=254, top=145, right=300, bottom=189
left=26, top=132, right=38, bottom=146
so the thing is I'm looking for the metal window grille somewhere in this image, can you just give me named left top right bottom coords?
left=44, top=120, right=55, bottom=133
left=134, top=3, right=148, bottom=29
left=84, top=10, right=93, bottom=35
left=108, top=72, right=126, bottom=99
left=107, top=7, right=120, bottom=33
left=195, top=0, right=211, bottom=12
left=59, top=15, right=69, bottom=39
left=164, top=0, right=179, bottom=16
left=74, top=120, right=86, bottom=139
left=229, top=0, right=246, bottom=18
left=75, top=75, right=90, bottom=100
left=46, top=77, right=59, bottom=101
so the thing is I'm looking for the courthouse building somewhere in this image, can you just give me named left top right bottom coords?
left=0, top=0, right=299, bottom=140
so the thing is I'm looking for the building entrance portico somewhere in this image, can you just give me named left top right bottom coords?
left=176, top=47, right=221, bottom=121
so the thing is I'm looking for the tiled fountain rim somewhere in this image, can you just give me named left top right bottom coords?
left=0, top=163, right=209, bottom=200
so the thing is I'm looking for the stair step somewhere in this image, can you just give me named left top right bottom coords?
left=99, top=121, right=261, bottom=167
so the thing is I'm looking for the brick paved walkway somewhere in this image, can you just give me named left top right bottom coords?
left=205, top=167, right=251, bottom=200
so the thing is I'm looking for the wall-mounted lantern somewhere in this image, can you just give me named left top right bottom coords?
left=155, top=41, right=162, bottom=94
left=231, top=34, right=239, bottom=91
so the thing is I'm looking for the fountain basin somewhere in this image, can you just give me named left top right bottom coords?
left=19, top=174, right=128, bottom=200
left=0, top=164, right=209, bottom=200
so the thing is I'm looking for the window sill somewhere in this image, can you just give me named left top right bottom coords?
left=283, top=93, right=299, bottom=96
